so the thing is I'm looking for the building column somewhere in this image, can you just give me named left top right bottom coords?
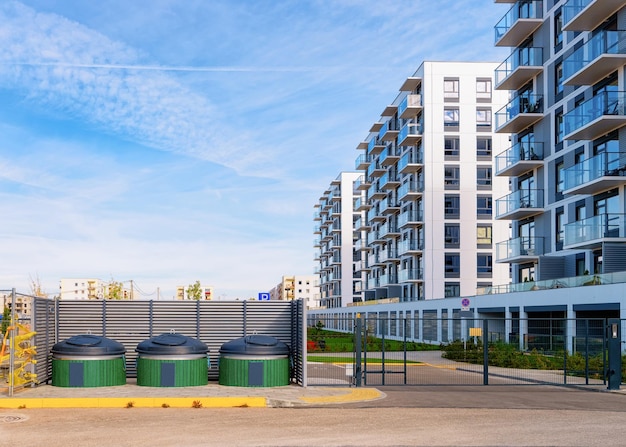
left=417, top=309, right=423, bottom=342
left=447, top=308, right=454, bottom=342
left=566, top=304, right=576, bottom=354
left=505, top=309, right=512, bottom=344
left=519, top=310, right=528, bottom=351
left=436, top=308, right=443, bottom=344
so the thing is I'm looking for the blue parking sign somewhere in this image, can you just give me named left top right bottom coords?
left=258, top=292, right=270, bottom=301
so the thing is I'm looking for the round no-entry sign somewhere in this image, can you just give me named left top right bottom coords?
left=461, top=298, right=470, bottom=308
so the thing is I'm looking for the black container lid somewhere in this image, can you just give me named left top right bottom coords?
left=135, top=333, right=208, bottom=355
left=51, top=334, right=126, bottom=356
left=219, top=334, right=289, bottom=356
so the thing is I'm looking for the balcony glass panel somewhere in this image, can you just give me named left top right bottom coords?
left=398, top=149, right=423, bottom=171
left=565, top=213, right=626, bottom=246
left=398, top=268, right=423, bottom=282
left=563, top=0, right=592, bottom=25
left=563, top=31, right=626, bottom=81
left=496, top=189, right=544, bottom=218
left=564, top=152, right=625, bottom=191
left=398, top=210, right=423, bottom=227
left=496, top=236, right=543, bottom=262
left=367, top=137, right=383, bottom=154
left=494, top=0, right=543, bottom=44
left=398, top=180, right=424, bottom=199
left=495, top=47, right=543, bottom=86
left=398, top=238, right=424, bottom=254
left=563, top=91, right=626, bottom=137
left=495, top=141, right=543, bottom=174
left=495, top=93, right=543, bottom=130
left=355, top=154, right=371, bottom=170
left=398, top=120, right=423, bottom=145
left=398, top=94, right=422, bottom=118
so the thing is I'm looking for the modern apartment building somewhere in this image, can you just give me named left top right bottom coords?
left=59, top=278, right=106, bottom=300
left=269, top=275, right=320, bottom=308
left=314, top=172, right=364, bottom=308
left=492, top=0, right=626, bottom=290
left=352, top=61, right=511, bottom=303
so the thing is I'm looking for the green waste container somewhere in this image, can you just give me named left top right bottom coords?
left=219, top=335, right=290, bottom=387
left=51, top=334, right=126, bottom=387
left=135, top=333, right=209, bottom=387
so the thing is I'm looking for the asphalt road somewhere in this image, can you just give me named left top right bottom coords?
left=2, top=386, right=626, bottom=446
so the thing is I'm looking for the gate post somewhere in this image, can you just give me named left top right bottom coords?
left=354, top=313, right=363, bottom=387
left=607, top=319, right=621, bottom=390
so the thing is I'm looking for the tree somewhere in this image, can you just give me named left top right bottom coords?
left=186, top=280, right=202, bottom=301
left=1, top=306, right=10, bottom=335
left=106, top=280, right=124, bottom=300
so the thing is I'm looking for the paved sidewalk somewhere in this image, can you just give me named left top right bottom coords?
left=0, top=379, right=385, bottom=409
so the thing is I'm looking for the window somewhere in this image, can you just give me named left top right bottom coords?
left=444, top=78, right=459, bottom=100
left=555, top=61, right=564, bottom=97
left=444, top=254, right=460, bottom=278
left=555, top=111, right=564, bottom=144
left=444, top=194, right=460, bottom=219
left=444, top=166, right=460, bottom=189
left=554, top=11, right=563, bottom=51
left=477, top=225, right=492, bottom=247
left=555, top=161, right=564, bottom=195
left=555, top=208, right=564, bottom=248
left=477, top=195, right=492, bottom=218
left=444, top=137, right=460, bottom=158
left=477, top=254, right=493, bottom=277
left=444, top=282, right=460, bottom=298
left=444, top=108, right=459, bottom=127
left=476, top=78, right=492, bottom=101
left=476, top=108, right=492, bottom=128
left=477, top=137, right=492, bottom=158
left=477, top=166, right=492, bottom=189
left=445, top=224, right=460, bottom=248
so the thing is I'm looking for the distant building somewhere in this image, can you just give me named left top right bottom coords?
left=1, top=293, right=32, bottom=318
left=269, top=275, right=320, bottom=308
left=175, top=284, right=214, bottom=300
left=59, top=278, right=106, bottom=300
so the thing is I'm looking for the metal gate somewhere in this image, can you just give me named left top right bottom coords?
left=306, top=315, right=620, bottom=387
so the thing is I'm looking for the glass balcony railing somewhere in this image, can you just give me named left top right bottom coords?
left=495, top=141, right=543, bottom=174
left=496, top=236, right=543, bottom=262
left=495, top=93, right=543, bottom=130
left=398, top=179, right=424, bottom=199
left=367, top=137, right=383, bottom=154
left=398, top=239, right=424, bottom=255
left=565, top=213, right=626, bottom=247
left=398, top=149, right=423, bottom=172
left=378, top=120, right=398, bottom=141
left=398, top=94, right=422, bottom=118
left=355, top=154, right=371, bottom=170
left=398, top=210, right=423, bottom=227
left=563, top=31, right=626, bottom=82
left=398, top=268, right=423, bottom=282
left=495, top=47, right=543, bottom=86
left=563, top=152, right=625, bottom=191
left=398, top=121, right=423, bottom=146
left=563, top=91, right=626, bottom=137
left=496, top=189, right=544, bottom=218
left=494, top=0, right=543, bottom=44
left=563, top=0, right=592, bottom=25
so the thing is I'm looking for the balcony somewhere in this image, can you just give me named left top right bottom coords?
left=495, top=141, right=544, bottom=176
left=496, top=236, right=544, bottom=263
left=494, top=0, right=543, bottom=47
left=379, top=273, right=398, bottom=287
left=398, top=179, right=424, bottom=201
left=379, top=145, right=400, bottom=167
left=398, top=149, right=423, bottom=174
left=380, top=223, right=401, bottom=239
left=353, top=175, right=370, bottom=194
left=397, top=121, right=423, bottom=146
left=378, top=120, right=399, bottom=142
left=379, top=198, right=401, bottom=215
left=367, top=137, right=385, bottom=156
left=354, top=239, right=371, bottom=251
left=563, top=0, right=624, bottom=32
left=495, top=93, right=543, bottom=133
left=495, top=47, right=543, bottom=90
left=379, top=172, right=400, bottom=190
left=398, top=210, right=423, bottom=228
left=563, top=31, right=626, bottom=86
left=368, top=183, right=387, bottom=201
left=563, top=152, right=626, bottom=196
left=355, top=154, right=371, bottom=171
left=398, top=94, right=423, bottom=119
left=354, top=197, right=371, bottom=211
left=564, top=213, right=626, bottom=250
left=398, top=239, right=424, bottom=255
left=495, top=188, right=544, bottom=220
left=367, top=207, right=386, bottom=223
left=367, top=231, right=386, bottom=246
left=563, top=91, right=626, bottom=141
left=398, top=268, right=423, bottom=283
left=366, top=160, right=386, bottom=178
left=354, top=217, right=370, bottom=232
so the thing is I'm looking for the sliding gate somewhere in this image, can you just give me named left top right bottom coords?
left=306, top=315, right=618, bottom=387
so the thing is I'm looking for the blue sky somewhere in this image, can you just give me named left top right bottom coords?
left=0, top=0, right=509, bottom=300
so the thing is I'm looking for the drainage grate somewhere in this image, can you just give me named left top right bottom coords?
left=0, top=414, right=29, bottom=423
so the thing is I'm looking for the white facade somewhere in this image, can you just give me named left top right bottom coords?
left=269, top=275, right=320, bottom=308
left=315, top=172, right=363, bottom=308
left=59, top=278, right=106, bottom=300
left=354, top=61, right=511, bottom=303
